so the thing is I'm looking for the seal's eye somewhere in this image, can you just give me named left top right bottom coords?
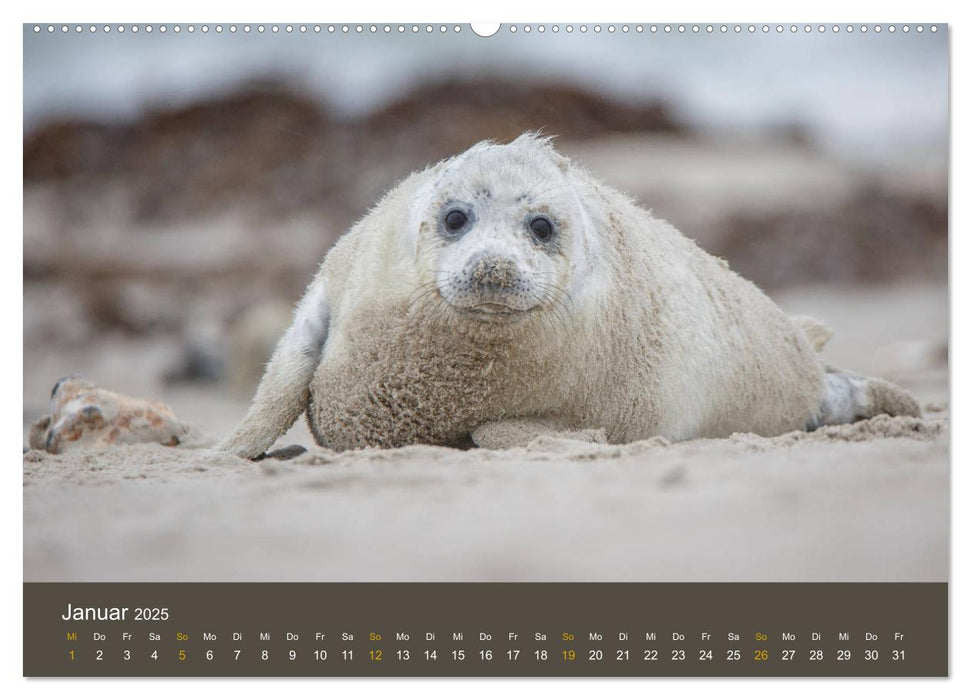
left=529, top=215, right=555, bottom=241
left=444, top=209, right=469, bottom=234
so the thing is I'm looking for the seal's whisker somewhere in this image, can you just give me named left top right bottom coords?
left=549, top=289, right=575, bottom=332
left=535, top=287, right=571, bottom=336
left=406, top=283, right=444, bottom=314
left=406, top=280, right=440, bottom=303
left=413, top=291, right=436, bottom=314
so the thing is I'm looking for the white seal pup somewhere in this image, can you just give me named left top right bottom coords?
left=219, top=134, right=919, bottom=458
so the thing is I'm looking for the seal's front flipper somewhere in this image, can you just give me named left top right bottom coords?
left=217, top=277, right=331, bottom=460
left=810, top=369, right=921, bottom=429
left=471, top=417, right=606, bottom=449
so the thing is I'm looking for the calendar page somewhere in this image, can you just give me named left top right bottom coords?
left=22, top=21, right=949, bottom=678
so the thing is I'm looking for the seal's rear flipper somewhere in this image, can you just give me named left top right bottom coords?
left=791, top=315, right=833, bottom=353
left=810, top=370, right=921, bottom=429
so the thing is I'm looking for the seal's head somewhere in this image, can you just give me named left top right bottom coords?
left=408, top=134, right=594, bottom=327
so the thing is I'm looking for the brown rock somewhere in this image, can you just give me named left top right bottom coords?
left=29, top=377, right=191, bottom=454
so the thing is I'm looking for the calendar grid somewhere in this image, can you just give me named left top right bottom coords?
left=24, top=582, right=947, bottom=677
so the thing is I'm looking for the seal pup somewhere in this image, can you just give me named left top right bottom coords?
left=219, top=134, right=919, bottom=458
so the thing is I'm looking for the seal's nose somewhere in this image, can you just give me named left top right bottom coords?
left=469, top=254, right=518, bottom=289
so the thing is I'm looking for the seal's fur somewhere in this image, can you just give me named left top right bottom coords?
left=219, top=134, right=919, bottom=458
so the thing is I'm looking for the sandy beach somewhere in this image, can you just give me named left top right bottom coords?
left=23, top=282, right=949, bottom=583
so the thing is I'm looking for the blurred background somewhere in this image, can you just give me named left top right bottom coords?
left=23, top=25, right=949, bottom=441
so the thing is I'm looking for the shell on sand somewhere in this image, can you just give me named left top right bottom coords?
left=28, top=377, right=191, bottom=454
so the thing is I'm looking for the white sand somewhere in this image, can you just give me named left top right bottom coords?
left=23, top=283, right=949, bottom=582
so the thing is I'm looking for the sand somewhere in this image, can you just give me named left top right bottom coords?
left=22, top=282, right=949, bottom=583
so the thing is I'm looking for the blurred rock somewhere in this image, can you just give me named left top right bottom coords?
left=715, top=187, right=947, bottom=288
left=24, top=80, right=683, bottom=227
left=162, top=299, right=292, bottom=392
left=163, top=311, right=226, bottom=386
left=164, top=346, right=224, bottom=386
left=564, top=134, right=947, bottom=289
left=226, top=300, right=293, bottom=394
left=563, top=134, right=861, bottom=233
left=28, top=377, right=193, bottom=454
left=360, top=78, right=684, bottom=162
left=24, top=86, right=334, bottom=223
left=873, top=340, right=948, bottom=377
